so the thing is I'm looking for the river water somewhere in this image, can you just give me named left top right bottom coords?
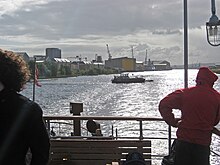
left=21, top=69, right=220, bottom=165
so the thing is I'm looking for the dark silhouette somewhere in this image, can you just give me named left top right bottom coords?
left=0, top=49, right=50, bottom=165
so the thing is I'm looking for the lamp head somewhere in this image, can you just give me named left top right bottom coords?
left=206, top=0, right=220, bottom=46
left=206, top=17, right=220, bottom=46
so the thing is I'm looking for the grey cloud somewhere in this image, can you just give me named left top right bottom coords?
left=152, top=29, right=182, bottom=35
left=0, top=0, right=209, bottom=39
left=0, top=0, right=213, bottom=41
left=0, top=0, right=218, bottom=65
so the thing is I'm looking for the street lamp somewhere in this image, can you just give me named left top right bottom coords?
left=206, top=0, right=220, bottom=46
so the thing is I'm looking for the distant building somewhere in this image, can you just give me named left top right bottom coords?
left=32, top=55, right=46, bottom=62
left=15, top=52, right=30, bottom=62
left=152, top=60, right=172, bottom=70
left=96, top=55, right=103, bottom=63
left=53, top=58, right=71, bottom=63
left=92, top=54, right=103, bottom=63
left=144, top=59, right=155, bottom=71
left=46, top=48, right=61, bottom=60
left=71, top=60, right=92, bottom=70
left=136, top=61, right=145, bottom=71
left=91, top=54, right=104, bottom=69
left=105, top=57, right=136, bottom=71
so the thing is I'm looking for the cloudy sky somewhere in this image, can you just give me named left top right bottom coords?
left=0, top=0, right=219, bottom=65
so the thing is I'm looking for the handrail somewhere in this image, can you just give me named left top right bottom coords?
left=43, top=115, right=173, bottom=156
left=43, top=115, right=220, bottom=162
left=43, top=115, right=164, bottom=121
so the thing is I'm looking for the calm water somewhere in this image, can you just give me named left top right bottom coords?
left=21, top=69, right=220, bottom=164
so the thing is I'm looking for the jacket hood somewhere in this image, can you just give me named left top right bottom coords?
left=196, top=67, right=218, bottom=86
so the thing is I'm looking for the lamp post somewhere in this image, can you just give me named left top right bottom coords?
left=183, top=0, right=188, bottom=88
left=206, top=0, right=220, bottom=46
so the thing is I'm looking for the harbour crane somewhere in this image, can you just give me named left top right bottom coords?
left=131, top=46, right=134, bottom=58
left=145, top=49, right=148, bottom=65
left=106, top=44, right=112, bottom=60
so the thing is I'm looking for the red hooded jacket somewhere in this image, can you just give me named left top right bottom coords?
left=159, top=67, right=220, bottom=146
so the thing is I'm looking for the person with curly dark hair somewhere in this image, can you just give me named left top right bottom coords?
left=0, top=49, right=50, bottom=165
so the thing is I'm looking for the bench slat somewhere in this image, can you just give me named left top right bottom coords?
left=51, top=140, right=151, bottom=147
left=51, top=147, right=151, bottom=153
left=51, top=153, right=151, bottom=160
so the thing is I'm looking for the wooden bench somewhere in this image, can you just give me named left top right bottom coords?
left=48, top=138, right=151, bottom=165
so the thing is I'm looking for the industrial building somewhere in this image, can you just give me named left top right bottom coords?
left=105, top=57, right=136, bottom=72
left=46, top=48, right=61, bottom=60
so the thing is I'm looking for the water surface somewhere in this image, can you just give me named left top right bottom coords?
left=22, top=69, right=220, bottom=164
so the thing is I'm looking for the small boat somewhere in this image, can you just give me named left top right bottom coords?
left=111, top=73, right=146, bottom=83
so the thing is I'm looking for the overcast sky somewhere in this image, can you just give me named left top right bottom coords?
left=0, top=0, right=219, bottom=65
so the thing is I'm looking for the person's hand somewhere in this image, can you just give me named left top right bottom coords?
left=175, top=118, right=182, bottom=128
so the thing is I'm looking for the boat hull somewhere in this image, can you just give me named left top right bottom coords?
left=112, top=78, right=145, bottom=83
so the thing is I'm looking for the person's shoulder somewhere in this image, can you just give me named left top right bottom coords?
left=212, top=90, right=220, bottom=98
left=185, top=86, right=197, bottom=90
left=16, top=93, right=30, bottom=102
left=16, top=93, right=43, bottom=113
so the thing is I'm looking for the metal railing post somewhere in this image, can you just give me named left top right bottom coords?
left=70, top=102, right=83, bottom=136
left=46, top=119, right=50, bottom=137
left=168, top=125, right=172, bottom=154
left=139, top=120, right=143, bottom=140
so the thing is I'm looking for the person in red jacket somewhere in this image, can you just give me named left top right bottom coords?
left=159, top=67, right=220, bottom=165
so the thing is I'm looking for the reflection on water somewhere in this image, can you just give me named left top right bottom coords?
left=21, top=69, right=220, bottom=164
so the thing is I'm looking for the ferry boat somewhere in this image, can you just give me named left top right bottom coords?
left=111, top=73, right=149, bottom=83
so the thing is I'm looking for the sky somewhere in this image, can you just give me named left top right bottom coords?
left=0, top=0, right=220, bottom=65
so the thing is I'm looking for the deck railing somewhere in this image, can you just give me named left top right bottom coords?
left=43, top=115, right=174, bottom=162
left=43, top=115, right=220, bottom=164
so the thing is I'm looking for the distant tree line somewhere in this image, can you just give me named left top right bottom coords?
left=28, top=61, right=118, bottom=79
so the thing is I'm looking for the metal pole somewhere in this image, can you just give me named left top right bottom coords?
left=32, top=57, right=36, bottom=101
left=46, top=119, right=51, bottom=137
left=211, top=0, right=216, bottom=15
left=145, top=49, right=148, bottom=64
left=70, top=102, right=83, bottom=136
left=184, top=0, right=188, bottom=88
left=168, top=125, right=172, bottom=154
left=131, top=46, right=134, bottom=58
left=168, top=0, right=189, bottom=154
left=139, top=120, right=143, bottom=140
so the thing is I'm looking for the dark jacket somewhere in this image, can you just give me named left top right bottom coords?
left=159, top=67, right=220, bottom=146
left=0, top=88, right=50, bottom=165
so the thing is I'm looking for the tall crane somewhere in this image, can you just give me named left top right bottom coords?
left=106, top=44, right=112, bottom=60
left=145, top=49, right=148, bottom=64
left=131, top=46, right=134, bottom=58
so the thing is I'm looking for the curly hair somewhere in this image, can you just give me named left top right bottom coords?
left=0, top=49, right=30, bottom=92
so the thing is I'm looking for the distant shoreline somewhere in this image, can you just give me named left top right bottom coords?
left=211, top=69, right=220, bottom=74
left=33, top=68, right=220, bottom=80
